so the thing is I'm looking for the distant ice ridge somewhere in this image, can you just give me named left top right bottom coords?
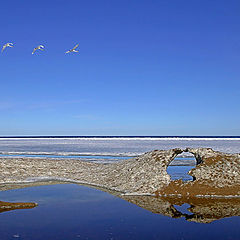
left=1, top=137, right=240, bottom=141
left=0, top=151, right=139, bottom=157
left=0, top=151, right=194, bottom=158
left=0, top=137, right=239, bottom=157
left=67, top=137, right=240, bottom=141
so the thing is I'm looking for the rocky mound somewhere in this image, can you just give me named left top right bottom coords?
left=0, top=148, right=239, bottom=197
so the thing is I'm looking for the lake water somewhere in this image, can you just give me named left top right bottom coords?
left=0, top=137, right=239, bottom=239
left=0, top=184, right=239, bottom=240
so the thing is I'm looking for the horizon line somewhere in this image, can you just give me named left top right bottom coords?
left=1, top=135, right=240, bottom=138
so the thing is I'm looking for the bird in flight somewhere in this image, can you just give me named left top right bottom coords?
left=1, top=43, right=14, bottom=53
left=32, top=45, right=44, bottom=55
left=66, top=44, right=79, bottom=54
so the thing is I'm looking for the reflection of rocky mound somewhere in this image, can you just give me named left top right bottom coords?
left=120, top=195, right=240, bottom=223
left=0, top=201, right=37, bottom=213
left=0, top=148, right=239, bottom=196
left=0, top=182, right=239, bottom=223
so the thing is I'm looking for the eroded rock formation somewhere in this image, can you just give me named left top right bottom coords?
left=158, top=148, right=240, bottom=197
left=0, top=148, right=239, bottom=197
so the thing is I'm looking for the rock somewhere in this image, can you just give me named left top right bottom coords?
left=0, top=201, right=37, bottom=213
left=158, top=148, right=240, bottom=197
left=0, top=148, right=239, bottom=197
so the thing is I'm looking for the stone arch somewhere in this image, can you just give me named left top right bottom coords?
left=166, top=150, right=198, bottom=181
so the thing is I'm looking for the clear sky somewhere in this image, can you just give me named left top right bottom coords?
left=1, top=0, right=240, bottom=136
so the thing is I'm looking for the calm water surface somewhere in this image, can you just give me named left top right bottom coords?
left=0, top=184, right=239, bottom=240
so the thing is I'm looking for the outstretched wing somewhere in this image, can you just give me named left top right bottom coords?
left=72, top=44, right=79, bottom=50
left=32, top=47, right=37, bottom=55
left=1, top=45, right=7, bottom=53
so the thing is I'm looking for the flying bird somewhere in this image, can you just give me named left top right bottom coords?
left=1, top=43, right=14, bottom=53
left=32, top=45, right=44, bottom=55
left=66, top=44, right=79, bottom=54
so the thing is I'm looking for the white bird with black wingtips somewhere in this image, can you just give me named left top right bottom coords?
left=32, top=45, right=44, bottom=55
left=66, top=44, right=79, bottom=54
left=1, top=43, right=14, bottom=53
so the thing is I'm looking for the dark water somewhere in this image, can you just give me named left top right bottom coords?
left=0, top=184, right=239, bottom=240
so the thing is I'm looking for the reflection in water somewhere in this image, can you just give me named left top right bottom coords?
left=120, top=195, right=240, bottom=223
left=0, top=183, right=239, bottom=240
left=0, top=182, right=239, bottom=223
left=0, top=201, right=37, bottom=213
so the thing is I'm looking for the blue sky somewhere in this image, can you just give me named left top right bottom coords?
left=1, top=0, right=240, bottom=136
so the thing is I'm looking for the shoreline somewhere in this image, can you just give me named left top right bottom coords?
left=0, top=148, right=239, bottom=197
left=1, top=180, right=240, bottom=199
